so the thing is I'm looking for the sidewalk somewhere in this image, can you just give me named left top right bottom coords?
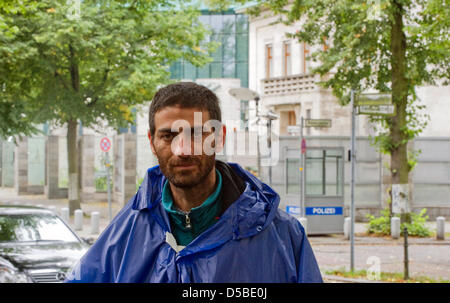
left=1, top=187, right=448, bottom=243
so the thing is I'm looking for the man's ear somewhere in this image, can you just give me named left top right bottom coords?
left=148, top=130, right=156, bottom=155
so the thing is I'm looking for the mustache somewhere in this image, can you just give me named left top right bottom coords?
left=169, top=157, right=200, bottom=166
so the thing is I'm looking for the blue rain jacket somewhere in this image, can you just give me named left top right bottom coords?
left=66, top=163, right=322, bottom=283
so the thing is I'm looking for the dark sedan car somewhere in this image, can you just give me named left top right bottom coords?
left=0, top=205, right=89, bottom=283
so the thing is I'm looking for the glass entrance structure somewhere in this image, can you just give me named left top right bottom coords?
left=304, top=147, right=345, bottom=234
left=169, top=10, right=249, bottom=88
left=284, top=146, right=345, bottom=234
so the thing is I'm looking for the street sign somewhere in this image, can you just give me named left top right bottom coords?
left=287, top=125, right=301, bottom=134
left=301, top=138, right=306, bottom=154
left=356, top=92, right=392, bottom=106
left=100, top=137, right=111, bottom=152
left=392, top=184, right=410, bottom=214
left=305, top=206, right=343, bottom=216
left=286, top=206, right=301, bottom=216
left=305, top=119, right=332, bottom=128
left=357, top=104, right=396, bottom=116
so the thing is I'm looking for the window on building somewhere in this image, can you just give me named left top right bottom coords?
left=168, top=12, right=249, bottom=88
left=322, top=36, right=329, bottom=51
left=283, top=41, right=291, bottom=76
left=265, top=44, right=273, bottom=78
left=302, top=42, right=310, bottom=74
left=280, top=110, right=297, bottom=135
left=288, top=111, right=296, bottom=126
left=306, top=109, right=311, bottom=135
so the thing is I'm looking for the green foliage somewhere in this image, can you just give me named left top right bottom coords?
left=367, top=208, right=392, bottom=235
left=403, top=208, right=432, bottom=237
left=136, top=177, right=144, bottom=192
left=366, top=207, right=432, bottom=237
left=326, top=267, right=450, bottom=283
left=0, top=0, right=217, bottom=137
left=95, top=176, right=109, bottom=192
left=95, top=161, right=113, bottom=192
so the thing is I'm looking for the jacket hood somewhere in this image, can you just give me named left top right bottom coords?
left=132, top=161, right=280, bottom=241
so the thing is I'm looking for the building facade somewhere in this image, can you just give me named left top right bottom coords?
left=242, top=6, right=450, bottom=220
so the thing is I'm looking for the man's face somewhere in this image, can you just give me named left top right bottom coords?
left=149, top=105, right=225, bottom=188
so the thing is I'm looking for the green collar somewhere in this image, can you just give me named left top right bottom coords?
left=161, top=169, right=222, bottom=246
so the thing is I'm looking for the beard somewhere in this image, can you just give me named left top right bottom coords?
left=156, top=152, right=216, bottom=188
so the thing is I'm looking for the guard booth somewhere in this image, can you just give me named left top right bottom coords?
left=284, top=146, right=345, bottom=234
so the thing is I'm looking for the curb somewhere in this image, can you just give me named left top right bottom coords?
left=322, top=274, right=387, bottom=283
left=310, top=241, right=450, bottom=246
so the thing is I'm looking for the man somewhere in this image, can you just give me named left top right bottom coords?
left=66, top=82, right=322, bottom=283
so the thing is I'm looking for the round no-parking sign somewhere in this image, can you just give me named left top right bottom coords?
left=100, top=137, right=111, bottom=152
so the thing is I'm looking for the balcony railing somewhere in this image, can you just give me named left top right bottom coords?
left=261, top=74, right=319, bottom=96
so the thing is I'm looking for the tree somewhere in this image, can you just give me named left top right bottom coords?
left=1, top=0, right=216, bottom=213
left=0, top=1, right=43, bottom=140
left=210, top=0, right=449, bottom=223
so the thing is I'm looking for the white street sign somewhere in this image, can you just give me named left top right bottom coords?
left=357, top=93, right=392, bottom=105
left=357, top=104, right=396, bottom=115
left=392, top=184, right=410, bottom=214
left=305, top=119, right=332, bottom=128
left=287, top=125, right=301, bottom=134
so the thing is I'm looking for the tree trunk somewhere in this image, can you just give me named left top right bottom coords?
left=390, top=0, right=411, bottom=224
left=67, top=43, right=81, bottom=215
left=67, top=119, right=81, bottom=215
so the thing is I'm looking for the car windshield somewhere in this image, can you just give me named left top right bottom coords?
left=0, top=214, right=79, bottom=243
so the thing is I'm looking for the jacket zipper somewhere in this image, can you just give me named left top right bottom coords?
left=184, top=213, right=192, bottom=230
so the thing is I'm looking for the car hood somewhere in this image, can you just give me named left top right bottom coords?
left=0, top=241, right=88, bottom=272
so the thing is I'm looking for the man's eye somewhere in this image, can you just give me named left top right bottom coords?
left=161, top=134, right=174, bottom=140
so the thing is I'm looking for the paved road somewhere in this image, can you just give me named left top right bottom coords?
left=309, top=236, right=450, bottom=281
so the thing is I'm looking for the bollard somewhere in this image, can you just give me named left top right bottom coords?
left=391, top=217, right=400, bottom=239
left=436, top=216, right=445, bottom=240
left=90, top=212, right=100, bottom=235
left=298, top=217, right=308, bottom=234
left=403, top=226, right=409, bottom=280
left=74, top=209, right=83, bottom=231
left=61, top=207, right=70, bottom=224
left=344, top=217, right=351, bottom=240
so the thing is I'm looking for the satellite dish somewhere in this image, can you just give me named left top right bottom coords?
left=249, top=118, right=260, bottom=125
left=228, top=88, right=259, bottom=100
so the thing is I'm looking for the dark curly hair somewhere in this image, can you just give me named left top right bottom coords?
left=148, top=82, right=222, bottom=136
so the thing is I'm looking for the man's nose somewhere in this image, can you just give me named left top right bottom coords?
left=172, top=133, right=192, bottom=156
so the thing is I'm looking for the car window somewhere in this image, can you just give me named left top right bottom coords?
left=0, top=214, right=79, bottom=243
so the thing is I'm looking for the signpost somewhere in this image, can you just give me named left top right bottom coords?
left=296, top=117, right=332, bottom=227
left=350, top=91, right=394, bottom=272
left=357, top=104, right=396, bottom=115
left=356, top=92, right=391, bottom=105
left=350, top=90, right=356, bottom=272
left=356, top=92, right=395, bottom=116
left=305, top=119, right=332, bottom=128
left=299, top=117, right=305, bottom=219
left=100, top=137, right=112, bottom=222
